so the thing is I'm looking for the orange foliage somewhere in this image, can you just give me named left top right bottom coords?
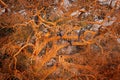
left=0, top=0, right=120, bottom=80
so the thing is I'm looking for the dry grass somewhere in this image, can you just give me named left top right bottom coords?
left=0, top=0, right=120, bottom=80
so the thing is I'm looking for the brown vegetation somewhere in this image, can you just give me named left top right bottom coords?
left=0, top=0, right=120, bottom=80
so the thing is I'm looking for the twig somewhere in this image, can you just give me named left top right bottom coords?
left=0, top=0, right=8, bottom=8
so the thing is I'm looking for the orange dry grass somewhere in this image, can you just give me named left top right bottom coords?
left=0, top=0, right=120, bottom=80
